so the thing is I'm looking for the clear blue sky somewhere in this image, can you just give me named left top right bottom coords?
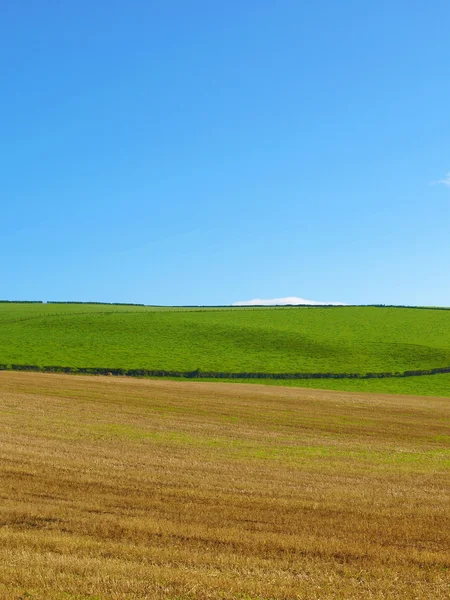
left=2, top=1, right=449, bottom=306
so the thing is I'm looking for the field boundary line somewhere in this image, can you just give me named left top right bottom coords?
left=1, top=363, right=450, bottom=380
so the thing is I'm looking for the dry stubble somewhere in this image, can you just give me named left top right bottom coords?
left=0, top=372, right=449, bottom=599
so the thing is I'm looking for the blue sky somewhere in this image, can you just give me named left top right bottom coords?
left=2, top=1, right=449, bottom=306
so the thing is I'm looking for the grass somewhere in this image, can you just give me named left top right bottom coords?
left=1, top=304, right=450, bottom=380
left=1, top=371, right=449, bottom=599
left=2, top=303, right=450, bottom=396
left=185, top=372, right=450, bottom=397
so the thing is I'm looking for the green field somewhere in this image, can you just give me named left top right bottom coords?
left=192, top=372, right=450, bottom=397
left=1, top=302, right=450, bottom=396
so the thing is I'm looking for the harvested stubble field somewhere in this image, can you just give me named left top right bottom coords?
left=1, top=372, right=449, bottom=599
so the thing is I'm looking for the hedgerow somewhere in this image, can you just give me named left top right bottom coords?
left=1, top=363, right=450, bottom=380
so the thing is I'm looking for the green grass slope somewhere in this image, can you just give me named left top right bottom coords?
left=193, top=372, right=450, bottom=397
left=1, top=304, right=450, bottom=381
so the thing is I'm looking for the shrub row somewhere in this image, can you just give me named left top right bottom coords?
left=1, top=301, right=449, bottom=310
left=0, top=300, right=43, bottom=304
left=46, top=301, right=146, bottom=306
left=1, top=364, right=450, bottom=380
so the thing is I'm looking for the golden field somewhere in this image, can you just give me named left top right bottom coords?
left=0, top=372, right=449, bottom=599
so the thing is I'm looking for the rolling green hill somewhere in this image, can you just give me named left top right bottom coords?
left=1, top=302, right=450, bottom=395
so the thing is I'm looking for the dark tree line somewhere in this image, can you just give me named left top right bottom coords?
left=1, top=300, right=449, bottom=310
left=0, top=300, right=43, bottom=303
left=1, top=363, right=450, bottom=380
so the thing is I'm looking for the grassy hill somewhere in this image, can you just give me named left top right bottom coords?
left=1, top=302, right=450, bottom=395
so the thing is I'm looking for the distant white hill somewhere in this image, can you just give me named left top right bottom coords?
left=232, top=296, right=345, bottom=306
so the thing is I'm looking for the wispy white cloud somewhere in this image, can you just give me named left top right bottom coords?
left=232, top=296, right=345, bottom=306
left=431, top=172, right=450, bottom=187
